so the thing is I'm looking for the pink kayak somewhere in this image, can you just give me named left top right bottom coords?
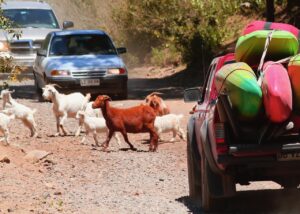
left=261, top=61, right=292, bottom=123
left=243, top=20, right=299, bottom=39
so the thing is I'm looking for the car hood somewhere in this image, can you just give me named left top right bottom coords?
left=44, top=55, right=125, bottom=71
left=0, top=28, right=59, bottom=41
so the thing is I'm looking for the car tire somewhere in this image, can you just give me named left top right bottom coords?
left=33, top=73, right=44, bottom=102
left=187, top=130, right=202, bottom=200
left=118, top=84, right=128, bottom=100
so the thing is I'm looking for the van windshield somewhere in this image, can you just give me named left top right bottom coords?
left=49, top=34, right=117, bottom=56
left=3, top=9, right=59, bottom=29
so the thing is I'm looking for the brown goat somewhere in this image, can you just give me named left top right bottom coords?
left=145, top=92, right=170, bottom=116
left=92, top=95, right=159, bottom=152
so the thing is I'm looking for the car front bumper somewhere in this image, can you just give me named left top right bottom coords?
left=45, top=75, right=128, bottom=95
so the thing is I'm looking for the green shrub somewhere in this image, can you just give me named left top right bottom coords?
left=150, top=45, right=181, bottom=67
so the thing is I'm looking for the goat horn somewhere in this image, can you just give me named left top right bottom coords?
left=49, top=83, right=62, bottom=88
left=148, top=92, right=163, bottom=97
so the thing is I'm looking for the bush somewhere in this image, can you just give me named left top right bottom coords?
left=113, top=0, right=278, bottom=66
left=150, top=45, right=181, bottom=67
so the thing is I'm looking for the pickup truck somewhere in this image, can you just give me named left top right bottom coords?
left=184, top=53, right=300, bottom=211
left=0, top=1, right=73, bottom=67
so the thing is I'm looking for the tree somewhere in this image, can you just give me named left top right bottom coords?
left=287, top=0, right=300, bottom=11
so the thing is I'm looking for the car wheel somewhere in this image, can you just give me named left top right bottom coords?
left=33, top=73, right=44, bottom=102
left=118, top=84, right=128, bottom=100
left=187, top=131, right=202, bottom=200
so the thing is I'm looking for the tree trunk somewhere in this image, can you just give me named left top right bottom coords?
left=266, top=0, right=275, bottom=22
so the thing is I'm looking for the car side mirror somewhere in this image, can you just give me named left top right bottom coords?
left=37, top=49, right=47, bottom=57
left=117, top=47, right=127, bottom=54
left=62, top=21, right=74, bottom=29
left=184, top=87, right=203, bottom=102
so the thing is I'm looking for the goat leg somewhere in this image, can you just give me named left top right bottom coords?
left=92, top=131, right=100, bottom=147
left=112, top=132, right=122, bottom=146
left=59, top=113, right=68, bottom=136
left=54, top=116, right=60, bottom=136
left=178, top=128, right=186, bottom=141
left=101, top=130, right=114, bottom=151
left=81, top=130, right=88, bottom=144
left=148, top=126, right=159, bottom=152
left=120, top=130, right=137, bottom=151
left=74, top=124, right=82, bottom=137
left=170, top=130, right=176, bottom=142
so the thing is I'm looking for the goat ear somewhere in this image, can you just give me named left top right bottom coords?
left=103, top=95, right=112, bottom=101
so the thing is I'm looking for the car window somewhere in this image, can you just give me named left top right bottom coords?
left=3, top=9, right=59, bottom=29
left=200, top=61, right=216, bottom=103
left=49, top=34, right=117, bottom=56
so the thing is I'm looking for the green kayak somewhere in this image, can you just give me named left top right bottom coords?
left=236, top=30, right=298, bottom=66
left=215, top=62, right=262, bottom=120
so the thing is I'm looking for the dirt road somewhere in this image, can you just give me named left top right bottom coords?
left=0, top=78, right=300, bottom=214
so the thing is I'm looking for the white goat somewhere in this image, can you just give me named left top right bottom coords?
left=1, top=99, right=38, bottom=138
left=0, top=89, right=15, bottom=109
left=154, top=114, right=186, bottom=142
left=80, top=93, right=100, bottom=117
left=76, top=110, right=121, bottom=146
left=0, top=112, right=15, bottom=145
left=42, top=84, right=86, bottom=136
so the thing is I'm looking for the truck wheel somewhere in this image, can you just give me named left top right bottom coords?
left=201, top=157, right=224, bottom=211
left=187, top=132, right=202, bottom=199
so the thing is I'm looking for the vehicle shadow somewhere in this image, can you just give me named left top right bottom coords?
left=0, top=64, right=204, bottom=100
left=128, top=65, right=204, bottom=100
left=177, top=188, right=300, bottom=213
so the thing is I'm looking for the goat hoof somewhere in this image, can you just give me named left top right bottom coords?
left=130, top=147, right=137, bottom=151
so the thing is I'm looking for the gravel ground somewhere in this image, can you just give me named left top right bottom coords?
left=1, top=79, right=300, bottom=214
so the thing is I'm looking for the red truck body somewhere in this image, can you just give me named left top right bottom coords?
left=186, top=53, right=300, bottom=211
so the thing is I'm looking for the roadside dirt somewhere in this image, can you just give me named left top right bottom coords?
left=0, top=76, right=300, bottom=213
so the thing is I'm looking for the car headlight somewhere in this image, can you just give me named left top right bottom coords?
left=50, top=70, right=70, bottom=76
left=107, top=68, right=126, bottom=75
left=0, top=41, right=9, bottom=52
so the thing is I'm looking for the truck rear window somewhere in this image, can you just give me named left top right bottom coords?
left=3, top=9, right=59, bottom=29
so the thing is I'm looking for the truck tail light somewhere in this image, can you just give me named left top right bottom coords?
left=214, top=122, right=228, bottom=154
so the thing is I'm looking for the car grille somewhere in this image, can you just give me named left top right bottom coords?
left=72, top=70, right=107, bottom=78
left=9, top=40, right=43, bottom=54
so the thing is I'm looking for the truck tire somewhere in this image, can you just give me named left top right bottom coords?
left=201, top=156, right=226, bottom=211
left=201, top=157, right=221, bottom=211
left=187, top=131, right=202, bottom=199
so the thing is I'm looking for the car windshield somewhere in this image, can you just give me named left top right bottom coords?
left=3, top=9, right=59, bottom=29
left=49, top=34, right=117, bottom=56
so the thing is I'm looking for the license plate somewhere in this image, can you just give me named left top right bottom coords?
left=277, top=152, right=300, bottom=161
left=80, top=79, right=100, bottom=86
